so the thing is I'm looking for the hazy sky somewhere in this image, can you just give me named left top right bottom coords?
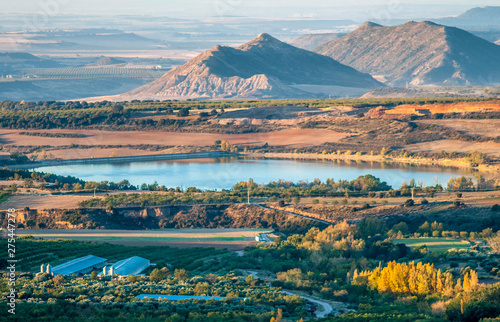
left=2, top=0, right=498, bottom=19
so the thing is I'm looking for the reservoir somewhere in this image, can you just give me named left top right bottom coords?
left=32, top=157, right=470, bottom=190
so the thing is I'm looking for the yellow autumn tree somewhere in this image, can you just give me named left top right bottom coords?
left=463, top=270, right=479, bottom=292
left=220, top=140, right=230, bottom=152
left=270, top=308, right=282, bottom=322
left=469, top=270, right=479, bottom=291
left=463, top=273, right=470, bottom=291
left=365, top=261, right=476, bottom=297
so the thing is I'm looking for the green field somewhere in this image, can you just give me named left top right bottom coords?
left=28, top=236, right=257, bottom=242
left=393, top=238, right=471, bottom=252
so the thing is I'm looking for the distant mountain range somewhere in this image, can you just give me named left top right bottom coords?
left=289, top=33, right=345, bottom=50
left=314, top=21, right=500, bottom=86
left=434, top=6, right=500, bottom=30
left=120, top=33, right=382, bottom=100
left=0, top=29, right=162, bottom=53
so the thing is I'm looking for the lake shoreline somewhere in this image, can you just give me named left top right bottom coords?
left=15, top=153, right=477, bottom=190
left=248, top=152, right=500, bottom=175
left=8, top=151, right=238, bottom=169
left=9, top=149, right=499, bottom=176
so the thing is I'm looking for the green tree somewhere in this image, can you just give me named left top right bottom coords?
left=245, top=274, right=256, bottom=286
left=8, top=184, right=17, bottom=193
left=391, top=222, right=409, bottom=236
left=193, top=282, right=209, bottom=295
left=176, top=107, right=190, bottom=117
left=357, top=217, right=386, bottom=239
left=418, top=222, right=430, bottom=235
left=149, top=268, right=167, bottom=282
left=174, top=269, right=189, bottom=282
left=73, top=182, right=83, bottom=191
left=26, top=219, right=36, bottom=228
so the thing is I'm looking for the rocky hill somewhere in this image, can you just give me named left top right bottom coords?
left=120, top=33, right=382, bottom=100
left=87, top=56, right=126, bottom=66
left=314, top=21, right=500, bottom=86
left=0, top=52, right=62, bottom=74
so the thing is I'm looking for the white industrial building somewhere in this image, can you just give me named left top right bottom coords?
left=102, top=256, right=150, bottom=276
left=41, top=255, right=108, bottom=276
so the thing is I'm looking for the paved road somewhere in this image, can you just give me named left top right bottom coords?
left=283, top=290, right=333, bottom=318
left=252, top=203, right=333, bottom=225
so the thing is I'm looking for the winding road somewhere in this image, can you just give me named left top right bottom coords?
left=283, top=290, right=334, bottom=318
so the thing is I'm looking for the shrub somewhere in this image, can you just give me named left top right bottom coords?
left=53, top=275, right=65, bottom=286
left=431, top=301, right=447, bottom=318
left=404, top=199, right=415, bottom=207
left=176, top=108, right=190, bottom=117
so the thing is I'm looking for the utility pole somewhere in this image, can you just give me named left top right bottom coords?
left=247, top=188, right=250, bottom=204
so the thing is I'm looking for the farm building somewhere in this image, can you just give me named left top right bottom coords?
left=45, top=255, right=108, bottom=276
left=103, top=256, right=150, bottom=276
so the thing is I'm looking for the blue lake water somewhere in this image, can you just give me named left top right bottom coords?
left=34, top=157, right=470, bottom=190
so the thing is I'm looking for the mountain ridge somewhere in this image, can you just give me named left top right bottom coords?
left=314, top=21, right=500, bottom=86
left=120, top=33, right=382, bottom=100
